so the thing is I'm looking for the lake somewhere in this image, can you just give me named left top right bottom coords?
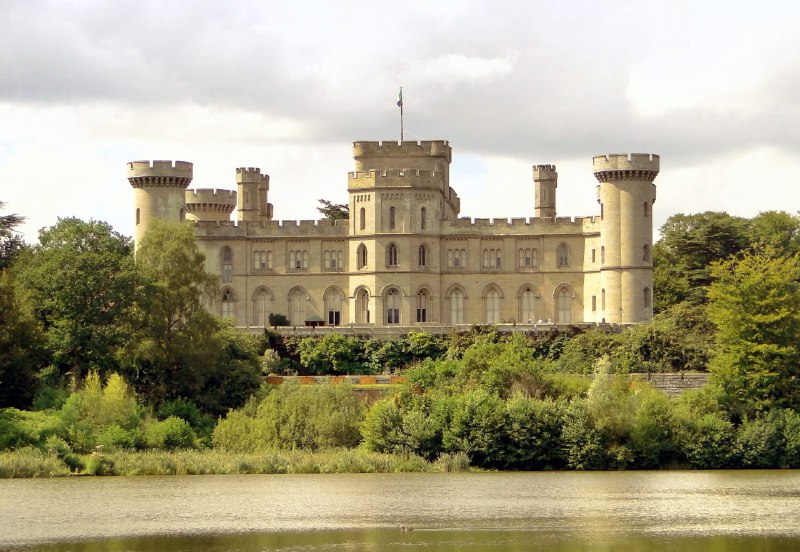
left=1, top=471, right=799, bottom=551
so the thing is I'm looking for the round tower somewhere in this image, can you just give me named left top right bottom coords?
left=593, top=153, right=659, bottom=323
left=533, top=164, right=557, bottom=218
left=185, top=189, right=237, bottom=223
left=128, top=160, right=193, bottom=245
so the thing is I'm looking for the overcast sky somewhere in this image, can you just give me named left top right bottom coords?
left=2, top=0, right=800, bottom=242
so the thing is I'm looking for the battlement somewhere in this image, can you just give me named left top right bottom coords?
left=533, top=164, right=557, bottom=181
left=236, top=167, right=269, bottom=186
left=127, top=160, right=193, bottom=188
left=353, top=140, right=451, bottom=159
left=445, top=215, right=597, bottom=234
left=592, top=154, right=660, bottom=181
left=185, top=188, right=237, bottom=213
left=347, top=169, right=446, bottom=189
left=193, top=217, right=349, bottom=238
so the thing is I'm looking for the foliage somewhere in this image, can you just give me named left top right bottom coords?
left=300, top=333, right=365, bottom=374
left=0, top=200, right=25, bottom=270
left=0, top=408, right=64, bottom=451
left=268, top=313, right=290, bottom=327
left=707, top=246, right=800, bottom=416
left=316, top=199, right=349, bottom=220
left=143, top=417, right=196, bottom=450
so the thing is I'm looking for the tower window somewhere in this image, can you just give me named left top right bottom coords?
left=357, top=244, right=368, bottom=269
left=221, top=247, right=233, bottom=282
left=221, top=288, right=235, bottom=318
left=420, top=207, right=427, bottom=230
left=386, top=288, right=400, bottom=324
left=643, top=244, right=650, bottom=262
left=136, top=208, right=140, bottom=225
left=557, top=244, right=570, bottom=267
left=389, top=206, right=396, bottom=230
left=644, top=202, right=650, bottom=218
left=418, top=245, right=427, bottom=267
left=359, top=207, right=365, bottom=230
left=387, top=243, right=398, bottom=267
left=644, top=287, right=652, bottom=309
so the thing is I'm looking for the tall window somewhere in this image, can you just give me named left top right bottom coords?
left=644, top=287, right=652, bottom=309
left=518, top=248, right=534, bottom=269
left=221, top=288, right=235, bottom=319
left=601, top=246, right=605, bottom=264
left=389, top=206, right=396, bottom=230
left=644, top=202, right=650, bottom=218
left=357, top=244, right=368, bottom=269
left=221, top=247, right=233, bottom=282
left=289, top=288, right=306, bottom=326
left=557, top=287, right=572, bottom=324
left=136, top=208, right=140, bottom=225
left=386, top=288, right=400, bottom=324
left=387, top=243, right=398, bottom=267
left=359, top=207, right=366, bottom=230
left=519, top=286, right=535, bottom=323
left=288, top=250, right=308, bottom=271
left=418, top=245, right=427, bottom=267
left=643, top=244, right=650, bottom=262
left=557, top=244, right=569, bottom=267
left=324, top=250, right=331, bottom=271
left=591, top=249, right=596, bottom=263
left=485, top=288, right=501, bottom=323
left=325, top=287, right=343, bottom=326
left=447, top=248, right=467, bottom=269
left=420, top=207, right=427, bottom=230
left=266, top=251, right=273, bottom=270
left=602, top=288, right=606, bottom=311
left=416, top=290, right=429, bottom=323
left=357, top=289, right=370, bottom=323
left=449, top=288, right=465, bottom=324
left=254, top=288, right=271, bottom=326
left=482, top=248, right=502, bottom=269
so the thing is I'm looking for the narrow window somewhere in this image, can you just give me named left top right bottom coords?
left=520, top=287, right=535, bottom=323
left=644, top=287, right=652, bottom=309
left=221, top=288, right=235, bottom=319
left=357, top=244, right=368, bottom=269
left=558, top=288, right=572, bottom=323
left=389, top=206, right=396, bottom=230
left=337, top=250, right=343, bottom=270
left=324, top=250, right=331, bottom=271
left=359, top=207, right=366, bottom=230
left=557, top=244, right=569, bottom=267
left=136, top=208, right=140, bottom=225
left=602, top=288, right=606, bottom=311
left=450, top=289, right=465, bottom=324
left=386, top=288, right=400, bottom=324
left=302, top=251, right=308, bottom=270
left=485, top=288, right=501, bottom=323
left=325, top=288, right=343, bottom=327
left=222, top=247, right=233, bottom=282
left=266, top=251, right=273, bottom=270
left=387, top=243, right=398, bottom=267
left=592, top=295, right=597, bottom=312
left=254, top=288, right=271, bottom=326
left=420, top=207, right=427, bottom=230
left=416, top=290, right=428, bottom=323
left=254, top=251, right=261, bottom=271
left=289, top=288, right=306, bottom=326
left=447, top=249, right=454, bottom=269
left=357, top=290, right=370, bottom=323
left=643, top=244, right=650, bottom=262
left=418, top=245, right=426, bottom=267
left=600, top=202, right=604, bottom=220
left=601, top=246, right=605, bottom=264
left=591, top=249, right=596, bottom=263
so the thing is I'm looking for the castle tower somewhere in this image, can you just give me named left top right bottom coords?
left=185, top=189, right=237, bottom=223
left=533, top=164, right=557, bottom=218
left=593, top=153, right=659, bottom=324
left=128, top=160, right=193, bottom=245
left=237, top=167, right=272, bottom=222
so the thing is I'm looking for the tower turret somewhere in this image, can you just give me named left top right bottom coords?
left=533, top=164, right=557, bottom=218
left=236, top=167, right=272, bottom=222
left=593, top=153, right=659, bottom=324
left=185, top=189, right=237, bottom=222
left=128, top=160, right=193, bottom=245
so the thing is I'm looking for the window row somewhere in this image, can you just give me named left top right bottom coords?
left=590, top=287, right=652, bottom=312
left=358, top=206, right=429, bottom=231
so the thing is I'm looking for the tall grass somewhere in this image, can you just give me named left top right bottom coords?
left=0, top=447, right=71, bottom=478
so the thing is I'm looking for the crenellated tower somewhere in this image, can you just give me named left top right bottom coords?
left=594, top=153, right=659, bottom=323
left=236, top=167, right=273, bottom=222
left=185, top=189, right=237, bottom=223
left=128, top=160, right=193, bottom=245
left=533, top=164, right=557, bottom=218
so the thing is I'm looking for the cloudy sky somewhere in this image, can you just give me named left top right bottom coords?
left=2, top=0, right=800, bottom=242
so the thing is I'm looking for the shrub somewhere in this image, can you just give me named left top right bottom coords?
left=677, top=413, right=735, bottom=469
left=504, top=396, right=567, bottom=469
left=144, top=417, right=196, bottom=450
left=0, top=408, right=64, bottom=451
left=561, top=398, right=606, bottom=470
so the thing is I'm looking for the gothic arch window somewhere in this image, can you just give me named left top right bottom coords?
left=324, top=287, right=344, bottom=327
left=389, top=206, right=396, bottom=230
left=288, top=287, right=307, bottom=326
left=359, top=207, right=366, bottom=230
left=643, top=244, right=650, bottom=262
left=136, top=208, right=140, bottom=225
left=387, top=243, right=398, bottom=267
left=519, top=285, right=536, bottom=323
left=253, top=287, right=273, bottom=327
left=357, top=243, right=368, bottom=269
left=557, top=243, right=570, bottom=267
left=418, top=245, right=427, bottom=267
left=556, top=286, right=573, bottom=324
left=448, top=287, right=466, bottom=324
left=221, top=288, right=235, bottom=319
left=416, top=289, right=429, bottom=323
left=385, top=287, right=400, bottom=324
left=356, top=288, right=370, bottom=323
left=484, top=286, right=502, bottom=324
left=420, top=207, right=427, bottom=230
left=221, top=246, right=233, bottom=282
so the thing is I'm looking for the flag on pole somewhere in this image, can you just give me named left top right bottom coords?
left=397, top=87, right=403, bottom=108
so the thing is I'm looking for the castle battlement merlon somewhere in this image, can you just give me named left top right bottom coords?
left=592, top=154, right=660, bottom=182
left=236, top=167, right=269, bottom=186
left=127, top=160, right=193, bottom=188
left=347, top=169, right=446, bottom=190
left=353, top=140, right=451, bottom=159
left=185, top=189, right=237, bottom=213
left=533, top=164, right=557, bottom=180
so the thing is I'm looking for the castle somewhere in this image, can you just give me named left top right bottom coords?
left=128, top=140, right=659, bottom=334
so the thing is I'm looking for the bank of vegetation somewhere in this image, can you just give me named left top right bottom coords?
left=1, top=205, right=800, bottom=474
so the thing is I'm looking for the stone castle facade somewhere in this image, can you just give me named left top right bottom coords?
left=128, top=140, right=659, bottom=334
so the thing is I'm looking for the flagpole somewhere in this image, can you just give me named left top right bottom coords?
left=397, top=87, right=404, bottom=142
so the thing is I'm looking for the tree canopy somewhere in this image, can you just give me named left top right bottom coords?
left=317, top=199, right=349, bottom=220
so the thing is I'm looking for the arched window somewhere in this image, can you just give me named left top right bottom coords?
left=482, top=249, right=489, bottom=268
left=420, top=207, right=427, bottom=230
left=602, top=288, right=606, bottom=311
left=531, top=249, right=538, bottom=267
left=254, top=251, right=261, bottom=271
left=253, top=287, right=272, bottom=327
left=221, top=288, right=235, bottom=319
left=591, top=249, right=596, bottom=263
left=389, top=206, right=396, bottom=230
left=416, top=290, right=429, bottom=322
left=519, top=286, right=536, bottom=323
left=359, top=207, right=366, bottom=230
left=336, top=250, right=343, bottom=271
left=136, top=208, right=140, bottom=225
left=325, top=287, right=344, bottom=326
left=600, top=202, right=604, bottom=220
left=387, top=243, right=398, bottom=267
left=302, top=251, right=308, bottom=270
left=221, top=247, right=233, bottom=282
left=644, top=287, right=652, bottom=309
left=323, top=250, right=331, bottom=271
left=357, top=289, right=370, bottom=323
left=644, top=202, right=650, bottom=218
left=266, top=251, right=273, bottom=270
left=449, top=288, right=465, bottom=324
left=288, top=288, right=306, bottom=326
left=418, top=245, right=427, bottom=267
left=357, top=244, right=368, bottom=269
left=557, top=244, right=569, bottom=267
left=643, top=244, right=650, bottom=262
left=557, top=287, right=572, bottom=324
left=385, top=288, right=400, bottom=324
left=447, top=249, right=454, bottom=269
left=601, top=246, right=605, bottom=264
left=484, top=287, right=502, bottom=324
left=456, top=249, right=466, bottom=268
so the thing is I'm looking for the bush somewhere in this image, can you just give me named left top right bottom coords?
left=0, top=408, right=64, bottom=451
left=561, top=398, right=606, bottom=470
left=144, top=417, right=196, bottom=450
left=268, top=313, right=290, bottom=327
left=504, top=396, right=567, bottom=469
left=677, top=413, right=735, bottom=469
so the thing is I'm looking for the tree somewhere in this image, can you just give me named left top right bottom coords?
left=748, top=211, right=800, bottom=256
left=707, top=246, right=800, bottom=416
left=316, top=199, right=349, bottom=220
left=0, top=201, right=25, bottom=270
left=12, top=218, right=137, bottom=382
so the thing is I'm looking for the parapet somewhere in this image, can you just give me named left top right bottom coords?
left=353, top=140, right=451, bottom=160
left=185, top=189, right=237, bottom=214
left=347, top=169, right=446, bottom=190
left=236, top=167, right=269, bottom=186
left=592, top=153, right=660, bottom=182
left=127, top=160, right=193, bottom=188
left=533, top=164, right=557, bottom=181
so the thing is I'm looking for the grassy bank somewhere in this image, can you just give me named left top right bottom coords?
left=0, top=447, right=471, bottom=478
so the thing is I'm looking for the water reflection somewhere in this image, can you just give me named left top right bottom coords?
left=1, top=471, right=799, bottom=551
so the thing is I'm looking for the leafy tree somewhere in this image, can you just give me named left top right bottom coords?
left=12, top=218, right=136, bottom=382
left=748, top=211, right=800, bottom=255
left=707, top=246, right=800, bottom=416
left=299, top=333, right=365, bottom=374
left=0, top=201, right=25, bottom=270
left=317, top=199, right=349, bottom=220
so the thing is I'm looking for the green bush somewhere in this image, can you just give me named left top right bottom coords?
left=96, top=424, right=137, bottom=450
left=677, top=413, right=735, bottom=469
left=0, top=408, right=64, bottom=451
left=144, top=417, right=196, bottom=450
left=561, top=398, right=606, bottom=470
left=504, top=396, right=567, bottom=469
